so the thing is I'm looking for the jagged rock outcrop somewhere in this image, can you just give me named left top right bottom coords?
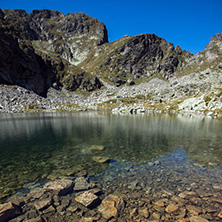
left=1, top=9, right=108, bottom=63
left=180, top=33, right=222, bottom=76
left=80, top=34, right=193, bottom=86
left=0, top=9, right=106, bottom=95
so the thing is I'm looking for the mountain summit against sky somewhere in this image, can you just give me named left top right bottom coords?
left=0, top=9, right=222, bottom=114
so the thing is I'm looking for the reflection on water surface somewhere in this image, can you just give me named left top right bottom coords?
left=0, top=112, right=222, bottom=200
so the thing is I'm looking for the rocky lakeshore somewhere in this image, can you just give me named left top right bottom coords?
left=1, top=153, right=222, bottom=222
left=1, top=67, right=222, bottom=117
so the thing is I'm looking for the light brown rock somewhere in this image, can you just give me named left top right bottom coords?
left=34, top=198, right=52, bottom=211
left=176, top=208, right=186, bottom=219
left=25, top=188, right=46, bottom=203
left=79, top=217, right=98, bottom=222
left=75, top=191, right=99, bottom=208
left=171, top=195, right=186, bottom=204
left=165, top=204, right=179, bottom=214
left=210, top=197, right=222, bottom=203
left=130, top=208, right=138, bottom=218
left=152, top=212, right=161, bottom=219
left=213, top=185, right=222, bottom=191
left=43, top=179, right=74, bottom=195
left=217, top=211, right=222, bottom=219
left=154, top=200, right=165, bottom=207
left=176, top=219, right=190, bottom=222
left=98, top=194, right=125, bottom=220
left=186, top=205, right=202, bottom=215
left=179, top=191, right=197, bottom=199
left=189, top=216, right=209, bottom=222
left=196, top=189, right=213, bottom=198
left=139, top=208, right=149, bottom=218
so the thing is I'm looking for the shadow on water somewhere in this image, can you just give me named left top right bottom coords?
left=0, top=112, right=222, bottom=200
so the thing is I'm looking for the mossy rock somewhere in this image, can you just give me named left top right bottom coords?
left=92, top=156, right=110, bottom=163
left=90, top=145, right=105, bottom=151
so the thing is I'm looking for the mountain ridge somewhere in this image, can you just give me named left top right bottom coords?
left=0, top=9, right=222, bottom=115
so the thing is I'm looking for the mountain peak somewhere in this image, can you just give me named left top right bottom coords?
left=0, top=8, right=221, bottom=100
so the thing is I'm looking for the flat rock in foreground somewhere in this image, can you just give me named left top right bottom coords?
left=75, top=191, right=99, bottom=208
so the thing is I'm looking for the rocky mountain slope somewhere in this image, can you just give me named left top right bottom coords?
left=0, top=9, right=222, bottom=115
left=0, top=9, right=106, bottom=95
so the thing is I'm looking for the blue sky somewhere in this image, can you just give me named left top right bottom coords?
left=1, top=0, right=221, bottom=54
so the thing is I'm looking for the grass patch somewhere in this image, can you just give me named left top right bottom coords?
left=104, top=99, right=117, bottom=104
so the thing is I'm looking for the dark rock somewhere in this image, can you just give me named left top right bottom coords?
left=0, top=202, right=21, bottom=221
left=25, top=209, right=39, bottom=219
left=115, top=79, right=127, bottom=87
left=74, top=177, right=89, bottom=192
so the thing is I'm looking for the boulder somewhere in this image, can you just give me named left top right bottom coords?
left=98, top=194, right=125, bottom=220
left=43, top=179, right=74, bottom=195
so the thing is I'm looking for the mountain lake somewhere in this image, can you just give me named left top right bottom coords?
left=0, top=111, right=222, bottom=220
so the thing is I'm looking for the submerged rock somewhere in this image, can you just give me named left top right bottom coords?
left=33, top=198, right=52, bottom=211
left=43, top=179, right=74, bottom=196
left=89, top=145, right=105, bottom=151
left=74, top=177, right=89, bottom=192
left=189, top=216, right=209, bottom=222
left=98, top=194, right=125, bottom=220
left=75, top=191, right=99, bottom=208
left=92, top=156, right=110, bottom=163
left=165, top=204, right=179, bottom=214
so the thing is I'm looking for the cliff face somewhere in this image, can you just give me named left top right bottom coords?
left=1, top=9, right=108, bottom=63
left=0, top=19, right=55, bottom=97
left=0, top=9, right=107, bottom=95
